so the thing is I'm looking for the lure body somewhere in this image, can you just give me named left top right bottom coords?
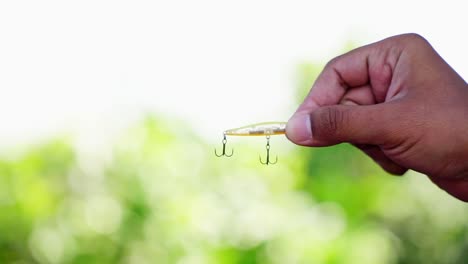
left=216, top=121, right=287, bottom=165
left=224, top=122, right=286, bottom=136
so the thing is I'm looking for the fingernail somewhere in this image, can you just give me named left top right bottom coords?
left=286, top=113, right=312, bottom=144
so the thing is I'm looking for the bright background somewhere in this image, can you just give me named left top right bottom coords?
left=0, top=1, right=467, bottom=264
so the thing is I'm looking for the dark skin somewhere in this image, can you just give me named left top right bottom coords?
left=286, top=33, right=468, bottom=202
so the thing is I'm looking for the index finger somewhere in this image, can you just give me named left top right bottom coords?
left=295, top=35, right=403, bottom=113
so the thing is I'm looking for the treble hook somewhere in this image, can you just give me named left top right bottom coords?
left=214, top=133, right=234, bottom=157
left=259, top=135, right=277, bottom=165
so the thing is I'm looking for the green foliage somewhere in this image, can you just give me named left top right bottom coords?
left=1, top=117, right=467, bottom=264
left=1, top=66, right=468, bottom=263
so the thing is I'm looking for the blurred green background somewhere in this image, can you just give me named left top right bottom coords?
left=1, top=63, right=468, bottom=264
left=1, top=1, right=467, bottom=263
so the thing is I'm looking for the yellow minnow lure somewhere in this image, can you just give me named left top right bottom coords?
left=215, top=122, right=287, bottom=165
left=224, top=122, right=287, bottom=136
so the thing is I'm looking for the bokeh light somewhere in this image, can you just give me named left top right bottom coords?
left=0, top=1, right=467, bottom=263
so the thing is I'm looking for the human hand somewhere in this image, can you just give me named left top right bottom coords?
left=286, top=34, right=468, bottom=201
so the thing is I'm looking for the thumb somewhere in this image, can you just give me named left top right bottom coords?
left=286, top=104, right=395, bottom=147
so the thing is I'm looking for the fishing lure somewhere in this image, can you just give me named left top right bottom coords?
left=215, top=122, right=286, bottom=165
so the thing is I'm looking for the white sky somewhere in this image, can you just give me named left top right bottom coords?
left=0, top=0, right=466, bottom=148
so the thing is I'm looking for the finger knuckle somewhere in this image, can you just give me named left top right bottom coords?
left=403, top=33, right=428, bottom=42
left=317, top=107, right=346, bottom=137
left=324, top=54, right=344, bottom=69
left=399, top=33, right=431, bottom=48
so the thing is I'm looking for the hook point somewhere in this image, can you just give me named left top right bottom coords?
left=215, top=134, right=234, bottom=158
